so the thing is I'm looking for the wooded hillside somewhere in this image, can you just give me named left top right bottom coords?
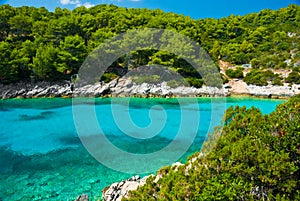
left=0, top=4, right=299, bottom=85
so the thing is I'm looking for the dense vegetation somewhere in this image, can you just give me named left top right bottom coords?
left=0, top=4, right=299, bottom=85
left=125, top=94, right=300, bottom=200
left=226, top=67, right=244, bottom=79
left=286, top=67, right=300, bottom=84
left=243, top=69, right=282, bottom=86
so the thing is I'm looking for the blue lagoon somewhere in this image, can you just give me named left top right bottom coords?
left=0, top=97, right=284, bottom=200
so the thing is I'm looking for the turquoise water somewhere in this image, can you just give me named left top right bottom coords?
left=0, top=97, right=283, bottom=200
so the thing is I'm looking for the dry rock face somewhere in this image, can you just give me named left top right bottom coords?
left=245, top=83, right=300, bottom=98
left=102, top=175, right=149, bottom=201
left=228, top=79, right=300, bottom=98
left=0, top=79, right=229, bottom=99
left=1, top=78, right=299, bottom=99
left=0, top=81, right=73, bottom=99
left=109, top=78, right=228, bottom=97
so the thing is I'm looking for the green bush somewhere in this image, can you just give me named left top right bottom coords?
left=250, top=58, right=260, bottom=69
left=272, top=77, right=283, bottom=86
left=125, top=95, right=300, bottom=201
left=132, top=75, right=160, bottom=84
left=225, top=67, right=244, bottom=79
left=185, top=77, right=204, bottom=88
left=286, top=71, right=300, bottom=84
left=222, top=74, right=229, bottom=84
left=100, top=72, right=119, bottom=83
left=243, top=69, right=279, bottom=86
left=167, top=79, right=189, bottom=88
left=243, top=70, right=268, bottom=86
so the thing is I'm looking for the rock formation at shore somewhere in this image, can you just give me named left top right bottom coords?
left=0, top=78, right=299, bottom=99
left=102, top=175, right=149, bottom=201
left=101, top=162, right=185, bottom=201
left=228, top=79, right=300, bottom=98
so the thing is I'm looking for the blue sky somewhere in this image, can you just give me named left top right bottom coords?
left=1, top=0, right=300, bottom=19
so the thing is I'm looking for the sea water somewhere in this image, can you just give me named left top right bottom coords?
left=0, top=97, right=284, bottom=200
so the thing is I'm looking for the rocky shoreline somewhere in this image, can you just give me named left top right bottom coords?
left=101, top=162, right=184, bottom=201
left=227, top=79, right=300, bottom=99
left=101, top=175, right=150, bottom=201
left=1, top=78, right=299, bottom=99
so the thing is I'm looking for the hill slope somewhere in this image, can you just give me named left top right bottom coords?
left=0, top=4, right=299, bottom=85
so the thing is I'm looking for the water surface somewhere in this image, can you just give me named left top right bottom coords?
left=0, top=97, right=284, bottom=200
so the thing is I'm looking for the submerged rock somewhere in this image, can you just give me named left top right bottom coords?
left=74, top=194, right=88, bottom=201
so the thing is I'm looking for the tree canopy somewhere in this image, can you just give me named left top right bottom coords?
left=0, top=4, right=299, bottom=84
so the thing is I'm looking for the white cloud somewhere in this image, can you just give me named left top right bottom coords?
left=60, top=0, right=95, bottom=8
left=76, top=2, right=95, bottom=8
left=60, top=0, right=80, bottom=5
left=83, top=2, right=95, bottom=8
left=60, top=0, right=138, bottom=9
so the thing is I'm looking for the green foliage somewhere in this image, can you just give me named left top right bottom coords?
left=0, top=4, right=299, bottom=84
left=243, top=70, right=268, bottom=86
left=272, top=77, right=284, bottom=86
left=10, top=40, right=35, bottom=81
left=0, top=41, right=17, bottom=83
left=125, top=95, right=300, bottom=200
left=184, top=77, right=203, bottom=88
left=0, top=5, right=15, bottom=40
left=167, top=79, right=189, bottom=88
left=132, top=75, right=160, bottom=84
left=285, top=71, right=300, bottom=84
left=250, top=58, right=260, bottom=69
left=32, top=44, right=59, bottom=80
left=57, top=35, right=87, bottom=74
left=225, top=67, right=244, bottom=79
left=222, top=75, right=229, bottom=84
left=100, top=72, right=119, bottom=83
left=9, top=15, right=32, bottom=37
left=243, top=69, right=282, bottom=86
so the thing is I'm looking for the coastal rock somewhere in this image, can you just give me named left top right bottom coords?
left=0, top=78, right=299, bottom=99
left=246, top=83, right=300, bottom=98
left=228, top=79, right=300, bottom=98
left=102, top=175, right=150, bottom=201
left=57, top=85, right=72, bottom=96
left=103, top=162, right=185, bottom=201
left=16, top=88, right=27, bottom=96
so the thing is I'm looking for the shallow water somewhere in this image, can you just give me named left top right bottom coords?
left=0, top=97, right=283, bottom=200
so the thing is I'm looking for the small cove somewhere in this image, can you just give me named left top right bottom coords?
left=0, top=97, right=284, bottom=200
